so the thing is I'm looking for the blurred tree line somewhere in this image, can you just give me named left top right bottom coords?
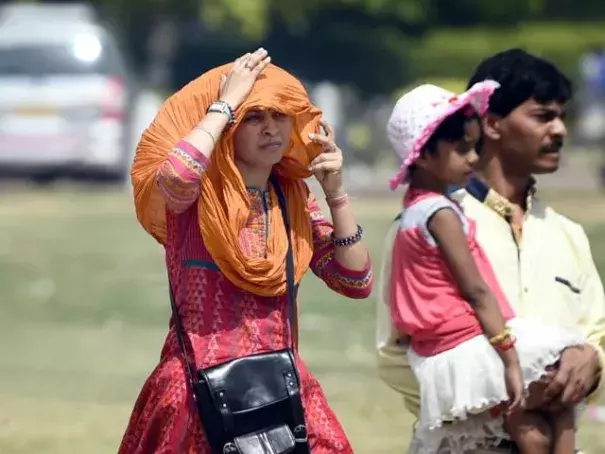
left=33, top=0, right=605, bottom=96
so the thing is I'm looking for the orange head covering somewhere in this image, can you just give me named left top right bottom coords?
left=131, top=63, right=323, bottom=296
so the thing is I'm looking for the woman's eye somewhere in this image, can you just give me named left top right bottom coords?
left=245, top=114, right=261, bottom=122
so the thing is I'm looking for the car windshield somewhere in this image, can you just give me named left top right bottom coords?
left=0, top=39, right=124, bottom=76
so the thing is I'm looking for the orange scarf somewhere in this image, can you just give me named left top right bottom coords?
left=131, top=63, right=323, bottom=296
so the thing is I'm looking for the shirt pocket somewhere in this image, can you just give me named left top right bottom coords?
left=554, top=276, right=581, bottom=295
left=552, top=273, right=586, bottom=327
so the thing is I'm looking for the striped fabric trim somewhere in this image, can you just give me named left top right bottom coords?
left=157, top=140, right=210, bottom=213
left=172, top=146, right=206, bottom=176
left=307, top=189, right=373, bottom=297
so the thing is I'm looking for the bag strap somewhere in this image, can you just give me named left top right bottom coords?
left=167, top=175, right=297, bottom=391
left=269, top=175, right=308, bottom=449
left=168, top=270, right=197, bottom=393
left=270, top=173, right=297, bottom=348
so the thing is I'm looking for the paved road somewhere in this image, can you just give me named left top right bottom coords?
left=4, top=86, right=600, bottom=194
left=335, top=149, right=605, bottom=197
left=68, top=85, right=605, bottom=193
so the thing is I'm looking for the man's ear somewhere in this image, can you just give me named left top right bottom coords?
left=482, top=113, right=502, bottom=141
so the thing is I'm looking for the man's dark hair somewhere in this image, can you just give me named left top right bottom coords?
left=467, top=48, right=572, bottom=117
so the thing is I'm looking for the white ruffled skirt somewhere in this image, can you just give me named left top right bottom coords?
left=408, top=317, right=584, bottom=453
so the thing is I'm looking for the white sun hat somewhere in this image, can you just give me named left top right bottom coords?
left=386, top=80, right=500, bottom=190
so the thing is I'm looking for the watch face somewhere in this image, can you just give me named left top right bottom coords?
left=208, top=102, right=234, bottom=123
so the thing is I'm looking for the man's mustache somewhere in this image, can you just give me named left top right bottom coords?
left=540, top=138, right=564, bottom=154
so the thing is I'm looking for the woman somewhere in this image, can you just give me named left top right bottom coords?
left=120, top=48, right=373, bottom=453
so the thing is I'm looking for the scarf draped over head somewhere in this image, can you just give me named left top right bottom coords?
left=131, top=63, right=324, bottom=296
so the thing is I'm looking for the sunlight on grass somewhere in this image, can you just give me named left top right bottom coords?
left=1, top=187, right=605, bottom=453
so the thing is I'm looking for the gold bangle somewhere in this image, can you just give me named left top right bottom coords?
left=195, top=126, right=217, bottom=145
left=489, top=328, right=511, bottom=346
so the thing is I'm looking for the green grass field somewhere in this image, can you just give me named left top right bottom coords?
left=1, top=186, right=605, bottom=453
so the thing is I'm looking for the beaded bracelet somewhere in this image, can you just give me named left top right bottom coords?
left=331, top=224, right=363, bottom=247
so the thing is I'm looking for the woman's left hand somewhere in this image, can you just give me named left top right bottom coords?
left=308, top=119, right=345, bottom=197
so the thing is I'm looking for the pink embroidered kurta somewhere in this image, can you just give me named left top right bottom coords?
left=119, top=141, right=373, bottom=453
left=389, top=189, right=514, bottom=357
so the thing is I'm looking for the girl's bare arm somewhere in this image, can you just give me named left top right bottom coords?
left=427, top=208, right=519, bottom=366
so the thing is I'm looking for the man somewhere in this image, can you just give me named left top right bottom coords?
left=376, top=48, right=605, bottom=453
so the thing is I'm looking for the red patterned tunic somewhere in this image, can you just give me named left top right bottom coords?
left=119, top=141, right=373, bottom=453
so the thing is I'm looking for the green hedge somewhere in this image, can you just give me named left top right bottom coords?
left=407, top=22, right=605, bottom=84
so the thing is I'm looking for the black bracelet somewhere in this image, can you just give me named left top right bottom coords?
left=331, top=224, right=363, bottom=247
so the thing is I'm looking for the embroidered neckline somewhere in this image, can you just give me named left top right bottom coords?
left=466, top=176, right=537, bottom=219
left=246, top=186, right=269, bottom=194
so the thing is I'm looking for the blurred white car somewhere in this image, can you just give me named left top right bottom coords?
left=0, top=3, right=137, bottom=182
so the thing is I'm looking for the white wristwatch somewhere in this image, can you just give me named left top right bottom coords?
left=207, top=100, right=235, bottom=124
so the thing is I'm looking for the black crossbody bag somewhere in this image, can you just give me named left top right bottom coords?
left=168, top=176, right=310, bottom=454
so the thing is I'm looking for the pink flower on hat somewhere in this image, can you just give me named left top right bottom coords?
left=387, top=80, right=500, bottom=190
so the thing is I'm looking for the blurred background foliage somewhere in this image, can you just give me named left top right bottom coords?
left=31, top=0, right=605, bottom=96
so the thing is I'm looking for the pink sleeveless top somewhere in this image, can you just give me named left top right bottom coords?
left=390, top=189, right=515, bottom=356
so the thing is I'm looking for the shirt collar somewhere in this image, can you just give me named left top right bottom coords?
left=463, top=176, right=537, bottom=219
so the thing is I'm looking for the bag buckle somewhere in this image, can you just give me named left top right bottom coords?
left=223, top=442, right=238, bottom=454
left=293, top=424, right=308, bottom=443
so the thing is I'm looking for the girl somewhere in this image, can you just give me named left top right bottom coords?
left=386, top=81, right=584, bottom=454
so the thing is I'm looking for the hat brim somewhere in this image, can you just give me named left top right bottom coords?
left=388, top=80, right=499, bottom=190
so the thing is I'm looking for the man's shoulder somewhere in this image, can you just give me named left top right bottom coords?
left=453, top=189, right=585, bottom=228
left=533, top=198, right=588, bottom=239
left=450, top=188, right=483, bottom=212
left=452, top=189, right=590, bottom=243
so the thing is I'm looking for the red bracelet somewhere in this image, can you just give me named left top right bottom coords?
left=494, top=337, right=517, bottom=352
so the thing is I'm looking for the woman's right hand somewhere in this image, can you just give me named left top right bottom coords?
left=219, top=48, right=271, bottom=111
left=504, top=362, right=526, bottom=415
